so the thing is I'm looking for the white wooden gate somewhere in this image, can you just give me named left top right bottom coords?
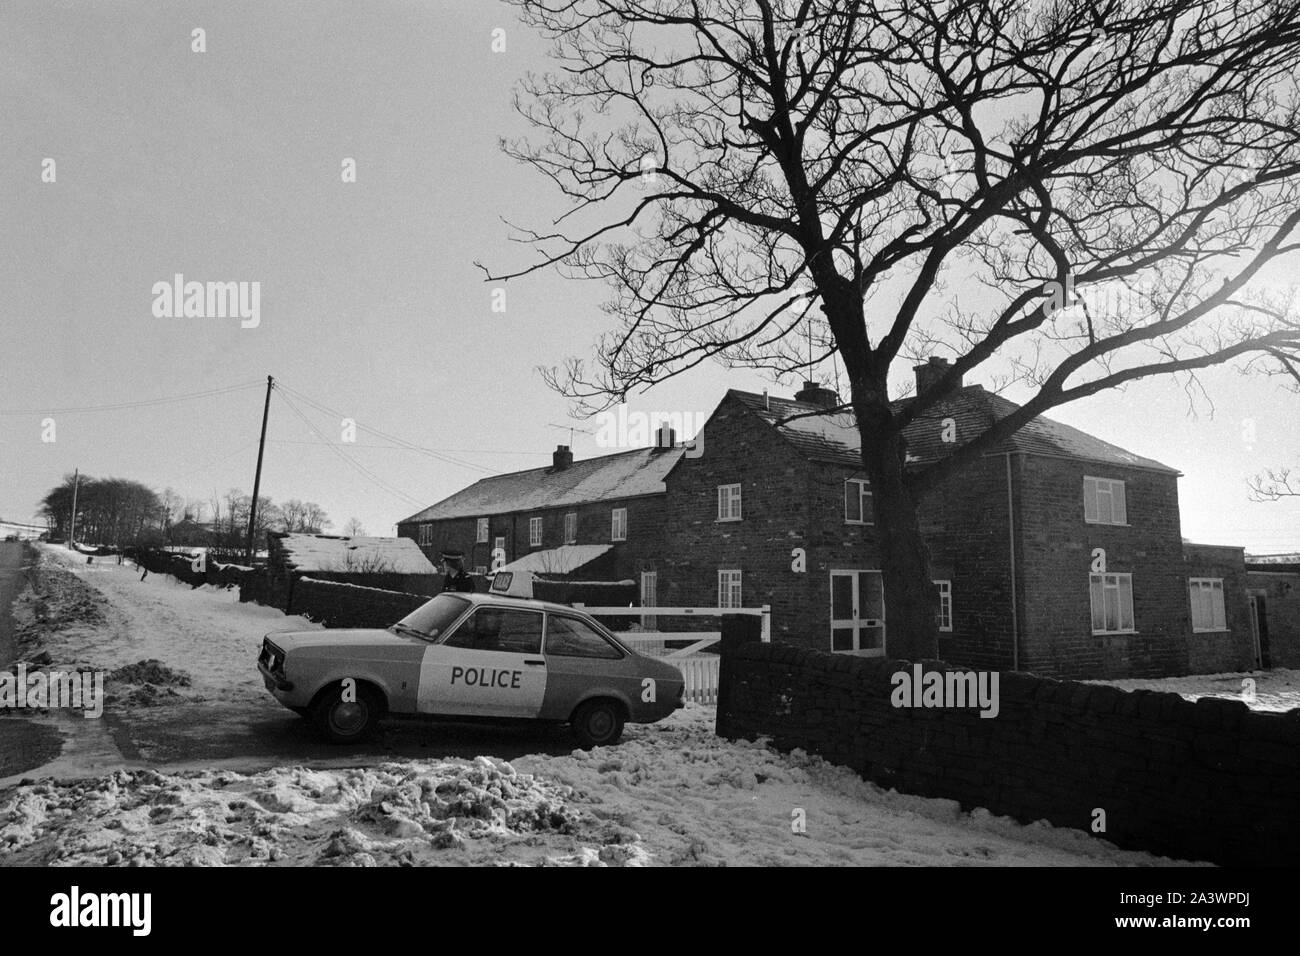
left=574, top=605, right=771, bottom=704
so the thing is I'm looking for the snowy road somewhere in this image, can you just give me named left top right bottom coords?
left=0, top=545, right=1199, bottom=866
left=0, top=547, right=581, bottom=785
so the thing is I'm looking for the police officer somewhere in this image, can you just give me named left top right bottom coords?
left=440, top=550, right=476, bottom=593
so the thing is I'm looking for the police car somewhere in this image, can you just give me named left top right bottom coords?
left=257, top=591, right=685, bottom=747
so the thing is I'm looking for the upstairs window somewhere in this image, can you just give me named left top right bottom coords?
left=1189, top=578, right=1227, bottom=632
left=611, top=507, right=628, bottom=542
left=529, top=517, right=543, bottom=547
left=1084, top=476, right=1127, bottom=525
left=717, top=483, right=743, bottom=521
left=845, top=479, right=874, bottom=525
left=564, top=512, right=577, bottom=545
left=476, top=518, right=489, bottom=544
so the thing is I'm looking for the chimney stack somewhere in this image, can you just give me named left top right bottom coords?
left=914, top=357, right=960, bottom=395
left=793, top=380, right=841, bottom=409
left=552, top=445, right=574, bottom=470
left=654, top=423, right=677, bottom=450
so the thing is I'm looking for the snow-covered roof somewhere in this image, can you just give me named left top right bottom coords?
left=729, top=386, right=1179, bottom=474
left=271, top=533, right=436, bottom=575
left=400, top=447, right=686, bottom=523
left=497, top=544, right=612, bottom=575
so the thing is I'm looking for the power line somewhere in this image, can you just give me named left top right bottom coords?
left=265, top=439, right=551, bottom=457
left=274, top=380, right=500, bottom=475
left=273, top=387, right=427, bottom=508
left=0, top=381, right=265, bottom=416
left=160, top=440, right=261, bottom=487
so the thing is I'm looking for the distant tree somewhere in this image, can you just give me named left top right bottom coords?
left=38, top=475, right=161, bottom=546
left=343, top=517, right=365, bottom=537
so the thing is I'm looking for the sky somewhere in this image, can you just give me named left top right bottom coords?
left=1, top=0, right=1297, bottom=554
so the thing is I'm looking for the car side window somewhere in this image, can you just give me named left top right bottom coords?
left=443, top=607, right=543, bottom=655
left=545, top=615, right=623, bottom=659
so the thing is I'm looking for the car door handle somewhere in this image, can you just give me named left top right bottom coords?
left=524, top=659, right=545, bottom=666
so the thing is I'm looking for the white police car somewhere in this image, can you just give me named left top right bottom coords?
left=258, top=591, right=685, bottom=747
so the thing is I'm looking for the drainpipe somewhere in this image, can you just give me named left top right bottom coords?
left=1006, top=453, right=1019, bottom=671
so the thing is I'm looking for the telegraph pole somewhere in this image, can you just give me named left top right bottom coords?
left=69, top=468, right=80, bottom=547
left=244, top=376, right=273, bottom=562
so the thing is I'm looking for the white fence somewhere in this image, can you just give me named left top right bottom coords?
left=575, top=605, right=771, bottom=704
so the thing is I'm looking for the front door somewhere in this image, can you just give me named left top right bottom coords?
left=830, top=570, right=885, bottom=656
left=418, top=605, right=547, bottom=717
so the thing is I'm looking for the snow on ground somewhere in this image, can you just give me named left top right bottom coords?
left=0, top=703, right=1197, bottom=866
left=4, top=543, right=1207, bottom=866
left=1089, top=669, right=1300, bottom=713
left=34, top=543, right=321, bottom=704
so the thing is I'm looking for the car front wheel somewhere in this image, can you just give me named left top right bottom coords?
left=571, top=698, right=625, bottom=749
left=312, top=683, right=382, bottom=744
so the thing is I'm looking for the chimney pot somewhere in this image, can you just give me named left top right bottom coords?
left=914, top=357, right=961, bottom=395
left=552, top=444, right=574, bottom=470
left=793, top=380, right=840, bottom=409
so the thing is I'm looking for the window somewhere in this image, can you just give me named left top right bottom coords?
left=611, top=507, right=627, bottom=541
left=717, top=483, right=743, bottom=521
left=1189, top=578, right=1227, bottom=632
left=844, top=479, right=874, bottom=525
left=529, top=516, right=543, bottom=547
left=443, top=607, right=543, bottom=654
left=935, top=580, right=952, bottom=632
left=493, top=536, right=506, bottom=566
left=718, top=570, right=743, bottom=608
left=1089, top=573, right=1135, bottom=633
left=564, top=512, right=577, bottom=545
left=476, top=518, right=489, bottom=544
left=545, top=615, right=623, bottom=659
left=1084, top=476, right=1127, bottom=525
left=416, top=523, right=432, bottom=546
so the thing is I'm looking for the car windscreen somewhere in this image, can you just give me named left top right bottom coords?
left=393, top=594, right=471, bottom=640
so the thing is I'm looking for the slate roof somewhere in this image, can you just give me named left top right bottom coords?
left=497, top=544, right=612, bottom=575
left=270, top=533, right=436, bottom=575
left=399, top=447, right=687, bottom=524
left=729, top=386, right=1179, bottom=474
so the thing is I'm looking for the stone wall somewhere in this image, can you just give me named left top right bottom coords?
left=288, top=577, right=428, bottom=629
left=717, top=641, right=1300, bottom=866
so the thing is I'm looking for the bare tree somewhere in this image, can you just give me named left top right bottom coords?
left=487, top=0, right=1300, bottom=657
left=1249, top=466, right=1299, bottom=500
left=343, top=517, right=366, bottom=537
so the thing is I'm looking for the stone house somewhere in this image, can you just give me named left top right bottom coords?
left=396, top=362, right=1283, bottom=679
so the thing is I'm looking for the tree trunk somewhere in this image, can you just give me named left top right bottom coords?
left=854, top=395, right=940, bottom=663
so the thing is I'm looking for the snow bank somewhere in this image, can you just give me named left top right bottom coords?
left=1089, top=669, right=1300, bottom=713
left=0, top=704, right=1196, bottom=866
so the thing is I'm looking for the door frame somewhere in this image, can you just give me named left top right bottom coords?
left=829, top=569, right=886, bottom=657
left=639, top=570, right=658, bottom=631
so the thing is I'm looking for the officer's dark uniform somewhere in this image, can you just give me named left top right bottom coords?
left=440, top=551, right=476, bottom=593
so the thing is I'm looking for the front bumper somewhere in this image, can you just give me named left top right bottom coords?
left=257, top=659, right=294, bottom=693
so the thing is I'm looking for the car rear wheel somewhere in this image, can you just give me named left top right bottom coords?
left=571, top=698, right=625, bottom=749
left=312, top=683, right=382, bottom=744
